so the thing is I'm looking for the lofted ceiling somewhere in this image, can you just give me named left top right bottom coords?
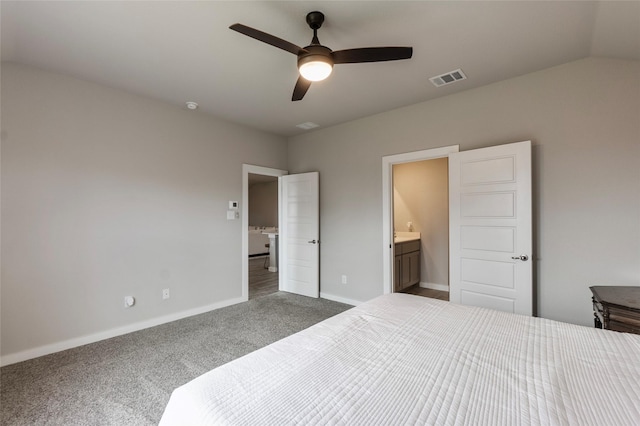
left=2, top=1, right=639, bottom=137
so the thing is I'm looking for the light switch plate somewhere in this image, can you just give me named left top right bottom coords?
left=227, top=210, right=235, bottom=220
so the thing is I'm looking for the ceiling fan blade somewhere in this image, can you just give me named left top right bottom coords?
left=229, top=23, right=306, bottom=56
left=332, top=47, right=413, bottom=64
left=292, top=76, right=312, bottom=101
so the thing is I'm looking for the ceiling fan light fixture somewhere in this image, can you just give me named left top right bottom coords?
left=230, top=11, right=413, bottom=100
left=298, top=55, right=333, bottom=82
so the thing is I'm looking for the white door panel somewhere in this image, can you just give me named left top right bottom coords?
left=461, top=192, right=515, bottom=217
left=461, top=226, right=515, bottom=252
left=461, top=156, right=516, bottom=184
left=461, top=258, right=515, bottom=289
left=280, top=172, right=319, bottom=298
left=449, top=141, right=532, bottom=315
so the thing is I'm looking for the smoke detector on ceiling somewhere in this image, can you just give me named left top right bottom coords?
left=429, top=69, right=467, bottom=87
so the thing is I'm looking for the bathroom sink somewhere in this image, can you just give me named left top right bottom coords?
left=395, top=237, right=417, bottom=243
left=394, top=232, right=420, bottom=243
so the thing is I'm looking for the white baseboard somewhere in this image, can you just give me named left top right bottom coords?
left=0, top=296, right=246, bottom=367
left=320, top=292, right=363, bottom=307
left=419, top=282, right=450, bottom=292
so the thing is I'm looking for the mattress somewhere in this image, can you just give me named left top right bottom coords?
left=160, top=293, right=640, bottom=425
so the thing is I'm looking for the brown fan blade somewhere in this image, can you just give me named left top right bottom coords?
left=292, top=76, right=312, bottom=101
left=332, top=47, right=413, bottom=64
left=229, top=23, right=307, bottom=56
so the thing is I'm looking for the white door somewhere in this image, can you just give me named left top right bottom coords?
left=449, top=141, right=532, bottom=315
left=279, top=172, right=319, bottom=298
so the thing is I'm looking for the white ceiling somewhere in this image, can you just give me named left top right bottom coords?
left=2, top=1, right=639, bottom=137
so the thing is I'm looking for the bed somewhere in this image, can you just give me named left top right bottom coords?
left=160, top=293, right=640, bottom=425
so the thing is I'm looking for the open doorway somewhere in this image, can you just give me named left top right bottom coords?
left=248, top=173, right=279, bottom=299
left=381, top=145, right=459, bottom=297
left=383, top=142, right=532, bottom=313
left=242, top=165, right=288, bottom=301
left=392, top=158, right=449, bottom=301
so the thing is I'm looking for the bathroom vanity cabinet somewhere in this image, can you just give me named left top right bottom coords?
left=394, top=240, right=420, bottom=291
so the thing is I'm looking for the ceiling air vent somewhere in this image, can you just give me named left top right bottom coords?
left=429, top=69, right=467, bottom=87
left=296, top=122, right=320, bottom=130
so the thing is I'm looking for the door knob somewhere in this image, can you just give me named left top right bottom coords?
left=511, top=255, right=529, bottom=261
left=308, top=239, right=317, bottom=244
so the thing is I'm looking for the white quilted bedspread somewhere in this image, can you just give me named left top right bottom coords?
left=160, top=293, right=640, bottom=425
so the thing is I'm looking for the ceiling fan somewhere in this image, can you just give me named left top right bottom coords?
left=229, top=11, right=413, bottom=101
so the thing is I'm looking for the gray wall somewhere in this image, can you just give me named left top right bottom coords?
left=288, top=57, right=640, bottom=326
left=1, top=63, right=287, bottom=360
left=393, top=158, right=449, bottom=288
left=2, top=57, right=638, bottom=362
left=249, top=180, right=278, bottom=227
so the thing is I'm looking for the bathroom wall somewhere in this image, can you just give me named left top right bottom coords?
left=248, top=179, right=278, bottom=227
left=393, top=158, right=449, bottom=289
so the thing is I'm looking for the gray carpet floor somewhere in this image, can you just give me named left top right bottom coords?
left=0, top=292, right=352, bottom=425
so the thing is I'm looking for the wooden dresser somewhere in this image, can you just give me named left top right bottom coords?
left=590, top=286, right=640, bottom=335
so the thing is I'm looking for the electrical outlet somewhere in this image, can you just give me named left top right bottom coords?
left=341, top=275, right=348, bottom=284
left=162, top=288, right=170, bottom=300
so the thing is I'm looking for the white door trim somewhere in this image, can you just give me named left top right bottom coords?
left=242, top=164, right=288, bottom=301
left=381, top=146, right=459, bottom=295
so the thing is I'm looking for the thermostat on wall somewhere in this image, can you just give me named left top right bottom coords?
left=229, top=201, right=238, bottom=209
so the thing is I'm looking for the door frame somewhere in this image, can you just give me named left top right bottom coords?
left=242, top=164, right=288, bottom=301
left=381, top=145, right=459, bottom=295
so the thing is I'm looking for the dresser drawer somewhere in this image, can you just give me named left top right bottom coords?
left=591, top=286, right=640, bottom=336
left=608, top=320, right=640, bottom=334
left=609, top=306, right=640, bottom=328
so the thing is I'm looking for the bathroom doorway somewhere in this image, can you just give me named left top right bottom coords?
left=383, top=142, right=533, bottom=312
left=381, top=145, right=459, bottom=297
left=392, top=158, right=449, bottom=301
left=242, top=165, right=288, bottom=301
left=248, top=173, right=279, bottom=299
